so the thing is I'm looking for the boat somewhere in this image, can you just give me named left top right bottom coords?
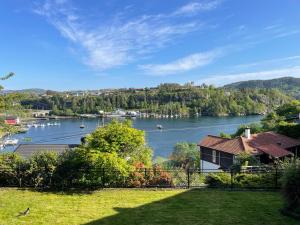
left=80, top=118, right=85, bottom=129
left=4, top=138, right=19, bottom=146
left=0, top=144, right=4, bottom=150
left=156, top=124, right=163, bottom=130
left=18, top=127, right=29, bottom=133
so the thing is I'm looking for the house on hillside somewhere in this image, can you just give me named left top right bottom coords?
left=32, top=110, right=50, bottom=118
left=198, top=128, right=300, bottom=169
left=4, top=116, right=20, bottom=125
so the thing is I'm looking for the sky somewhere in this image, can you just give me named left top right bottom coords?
left=0, top=0, right=300, bottom=91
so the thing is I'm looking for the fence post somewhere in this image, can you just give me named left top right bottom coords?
left=187, top=168, right=190, bottom=189
left=230, top=169, right=233, bottom=190
left=102, top=168, right=105, bottom=188
left=275, top=166, right=278, bottom=189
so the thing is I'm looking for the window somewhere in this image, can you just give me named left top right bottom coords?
left=212, top=150, right=216, bottom=163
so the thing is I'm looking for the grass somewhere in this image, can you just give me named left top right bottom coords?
left=0, top=188, right=298, bottom=225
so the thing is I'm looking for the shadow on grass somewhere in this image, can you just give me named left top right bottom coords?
left=82, top=189, right=299, bottom=225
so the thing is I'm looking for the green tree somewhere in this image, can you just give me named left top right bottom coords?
left=169, top=142, right=200, bottom=169
left=85, top=119, right=152, bottom=166
left=232, top=123, right=263, bottom=137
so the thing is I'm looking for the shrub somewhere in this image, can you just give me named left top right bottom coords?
left=148, top=166, right=173, bottom=187
left=0, top=153, right=26, bottom=187
left=129, top=164, right=173, bottom=187
left=54, top=148, right=133, bottom=187
left=281, top=162, right=300, bottom=211
left=205, top=172, right=231, bottom=187
left=231, top=152, right=259, bottom=173
left=234, top=173, right=262, bottom=188
left=27, top=152, right=58, bottom=188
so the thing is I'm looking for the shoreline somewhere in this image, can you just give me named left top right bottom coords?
left=26, top=113, right=265, bottom=121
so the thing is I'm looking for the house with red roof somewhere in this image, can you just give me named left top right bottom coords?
left=4, top=116, right=20, bottom=125
left=198, top=128, right=300, bottom=169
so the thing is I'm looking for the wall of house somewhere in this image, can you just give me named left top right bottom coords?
left=287, top=146, right=300, bottom=158
left=200, top=146, right=234, bottom=169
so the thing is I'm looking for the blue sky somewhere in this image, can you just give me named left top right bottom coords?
left=1, top=0, right=300, bottom=90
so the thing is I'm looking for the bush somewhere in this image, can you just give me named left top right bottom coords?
left=129, top=164, right=173, bottom=187
left=0, top=153, right=26, bottom=187
left=205, top=172, right=276, bottom=189
left=27, top=152, right=58, bottom=188
left=54, top=149, right=133, bottom=187
left=231, top=152, right=259, bottom=173
left=234, top=173, right=275, bottom=188
left=281, top=162, right=300, bottom=211
left=205, top=172, right=231, bottom=187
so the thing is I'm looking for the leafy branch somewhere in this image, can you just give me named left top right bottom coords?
left=1, top=72, right=14, bottom=80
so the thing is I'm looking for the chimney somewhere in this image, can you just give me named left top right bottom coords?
left=245, top=127, right=251, bottom=139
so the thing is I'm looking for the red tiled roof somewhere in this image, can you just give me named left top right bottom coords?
left=256, top=144, right=293, bottom=158
left=198, top=131, right=300, bottom=158
left=250, top=132, right=300, bottom=149
left=198, top=135, right=245, bottom=155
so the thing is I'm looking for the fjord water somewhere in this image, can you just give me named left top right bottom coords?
left=5, top=116, right=262, bottom=158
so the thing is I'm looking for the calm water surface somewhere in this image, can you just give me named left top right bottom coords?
left=3, top=116, right=262, bottom=159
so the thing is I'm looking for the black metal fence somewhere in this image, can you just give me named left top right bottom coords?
left=0, top=167, right=284, bottom=190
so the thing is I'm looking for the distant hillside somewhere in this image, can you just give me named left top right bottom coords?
left=224, top=77, right=300, bottom=99
left=0, top=88, right=47, bottom=95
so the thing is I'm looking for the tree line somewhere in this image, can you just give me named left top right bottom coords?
left=14, top=83, right=292, bottom=117
left=222, top=100, right=300, bottom=139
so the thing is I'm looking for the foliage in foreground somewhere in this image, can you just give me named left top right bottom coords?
left=281, top=161, right=300, bottom=212
left=205, top=171, right=278, bottom=188
left=0, top=120, right=176, bottom=188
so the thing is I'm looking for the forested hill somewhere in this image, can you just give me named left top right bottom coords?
left=224, top=77, right=300, bottom=99
left=15, top=84, right=292, bottom=117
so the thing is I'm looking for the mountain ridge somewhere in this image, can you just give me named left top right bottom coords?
left=224, top=76, right=300, bottom=99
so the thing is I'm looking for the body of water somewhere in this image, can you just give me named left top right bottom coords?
left=2, top=116, right=262, bottom=159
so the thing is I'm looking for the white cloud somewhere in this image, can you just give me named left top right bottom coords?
left=200, top=66, right=300, bottom=86
left=174, top=0, right=223, bottom=15
left=231, top=55, right=300, bottom=71
left=140, top=50, right=223, bottom=76
left=34, top=0, right=222, bottom=71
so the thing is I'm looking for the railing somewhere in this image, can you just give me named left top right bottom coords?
left=0, top=167, right=284, bottom=190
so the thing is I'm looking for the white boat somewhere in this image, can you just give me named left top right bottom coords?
left=0, top=144, right=4, bottom=150
left=18, top=127, right=29, bottom=133
left=33, top=124, right=39, bottom=128
left=156, top=124, right=163, bottom=130
left=4, top=139, right=19, bottom=146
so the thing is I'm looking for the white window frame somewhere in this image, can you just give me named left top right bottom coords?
left=212, top=150, right=216, bottom=163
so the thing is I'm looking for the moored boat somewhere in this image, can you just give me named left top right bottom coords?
left=4, top=138, right=19, bottom=146
left=156, top=124, right=163, bottom=129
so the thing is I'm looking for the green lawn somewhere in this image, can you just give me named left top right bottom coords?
left=0, top=188, right=298, bottom=225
